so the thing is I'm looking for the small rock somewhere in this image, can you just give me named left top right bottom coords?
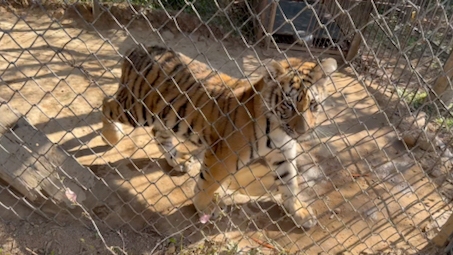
left=402, top=130, right=418, bottom=148
left=161, top=30, right=175, bottom=40
left=9, top=224, right=16, bottom=231
left=165, top=243, right=176, bottom=254
left=402, top=129, right=436, bottom=151
left=430, top=167, right=443, bottom=178
left=428, top=157, right=453, bottom=178
left=418, top=134, right=437, bottom=151
left=420, top=221, right=429, bottom=232
left=442, top=157, right=453, bottom=171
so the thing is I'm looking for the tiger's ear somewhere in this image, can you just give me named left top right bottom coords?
left=315, top=58, right=337, bottom=75
left=263, top=59, right=286, bottom=80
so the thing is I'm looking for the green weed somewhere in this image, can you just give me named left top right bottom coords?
left=396, top=88, right=427, bottom=110
left=435, top=116, right=453, bottom=129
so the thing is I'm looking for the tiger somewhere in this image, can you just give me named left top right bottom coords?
left=100, top=45, right=337, bottom=229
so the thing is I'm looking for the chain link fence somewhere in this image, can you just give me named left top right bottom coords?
left=1, top=0, right=453, bottom=254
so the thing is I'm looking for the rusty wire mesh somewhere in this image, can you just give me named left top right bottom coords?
left=1, top=0, right=453, bottom=254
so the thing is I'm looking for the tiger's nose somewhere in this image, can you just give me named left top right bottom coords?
left=295, top=113, right=314, bottom=134
left=296, top=122, right=308, bottom=135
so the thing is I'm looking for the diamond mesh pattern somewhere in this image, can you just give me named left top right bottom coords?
left=1, top=0, right=453, bottom=254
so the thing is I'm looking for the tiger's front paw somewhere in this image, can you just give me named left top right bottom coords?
left=196, top=206, right=223, bottom=224
left=290, top=199, right=317, bottom=230
left=169, top=154, right=201, bottom=173
left=193, top=192, right=224, bottom=224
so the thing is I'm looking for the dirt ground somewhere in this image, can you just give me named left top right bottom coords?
left=0, top=3, right=451, bottom=255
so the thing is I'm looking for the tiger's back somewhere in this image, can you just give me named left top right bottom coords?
left=105, top=46, right=258, bottom=144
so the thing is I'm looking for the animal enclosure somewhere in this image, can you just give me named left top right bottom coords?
left=1, top=0, right=453, bottom=254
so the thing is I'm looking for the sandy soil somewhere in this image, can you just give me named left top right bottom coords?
left=0, top=3, right=450, bottom=254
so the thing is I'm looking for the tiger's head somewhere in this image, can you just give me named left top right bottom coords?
left=260, top=57, right=337, bottom=140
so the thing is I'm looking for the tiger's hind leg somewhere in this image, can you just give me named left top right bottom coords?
left=192, top=154, right=233, bottom=222
left=153, top=129, right=199, bottom=173
left=269, top=158, right=317, bottom=229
